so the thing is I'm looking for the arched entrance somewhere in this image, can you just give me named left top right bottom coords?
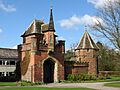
left=43, top=59, right=55, bottom=83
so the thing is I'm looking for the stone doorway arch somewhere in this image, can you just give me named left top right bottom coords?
left=43, top=59, right=55, bottom=83
left=42, top=56, right=58, bottom=83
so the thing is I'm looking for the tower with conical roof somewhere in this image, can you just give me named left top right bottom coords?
left=75, top=30, right=99, bottom=74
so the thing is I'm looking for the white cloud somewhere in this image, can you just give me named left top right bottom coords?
left=60, top=15, right=81, bottom=28
left=87, top=0, right=119, bottom=8
left=81, top=15, right=96, bottom=25
left=0, top=0, right=16, bottom=12
left=57, top=36, right=65, bottom=40
left=12, top=45, right=17, bottom=49
left=60, top=15, right=103, bottom=29
left=81, top=15, right=104, bottom=26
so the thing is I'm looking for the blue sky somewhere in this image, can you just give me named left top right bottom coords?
left=0, top=0, right=107, bottom=50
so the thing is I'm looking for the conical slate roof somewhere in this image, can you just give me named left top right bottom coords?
left=48, top=8, right=55, bottom=31
left=22, top=20, right=44, bottom=37
left=76, top=31, right=99, bottom=50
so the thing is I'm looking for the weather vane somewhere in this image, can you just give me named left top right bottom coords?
left=85, top=25, right=88, bottom=31
left=50, top=0, right=53, bottom=9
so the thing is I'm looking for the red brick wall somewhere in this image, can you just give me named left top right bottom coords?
left=75, top=49, right=97, bottom=75
left=72, top=66, right=88, bottom=75
left=65, top=62, right=88, bottom=78
left=20, top=27, right=65, bottom=82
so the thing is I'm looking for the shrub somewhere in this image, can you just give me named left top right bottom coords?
left=20, top=80, right=32, bottom=86
left=32, top=82, right=44, bottom=85
left=20, top=80, right=44, bottom=86
left=67, top=74, right=97, bottom=81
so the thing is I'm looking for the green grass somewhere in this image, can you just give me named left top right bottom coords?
left=104, top=82, right=120, bottom=87
left=86, top=76, right=120, bottom=83
left=0, top=87, right=95, bottom=90
left=97, top=76, right=120, bottom=82
left=0, top=82, right=17, bottom=86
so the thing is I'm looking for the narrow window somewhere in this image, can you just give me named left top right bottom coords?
left=10, top=61, right=15, bottom=65
left=0, top=61, right=2, bottom=65
left=3, top=61, right=5, bottom=65
left=50, top=35, right=53, bottom=46
left=0, top=72, right=2, bottom=76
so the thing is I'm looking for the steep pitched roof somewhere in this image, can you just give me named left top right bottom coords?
left=22, top=20, right=44, bottom=37
left=76, top=31, right=99, bottom=50
left=0, top=48, right=18, bottom=59
left=48, top=8, right=55, bottom=32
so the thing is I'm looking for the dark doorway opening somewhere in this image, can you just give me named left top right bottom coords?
left=43, top=59, right=55, bottom=83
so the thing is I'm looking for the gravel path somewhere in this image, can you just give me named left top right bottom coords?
left=0, top=81, right=120, bottom=90
left=39, top=81, right=120, bottom=90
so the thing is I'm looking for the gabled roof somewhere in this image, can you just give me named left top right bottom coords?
left=76, top=31, right=99, bottom=50
left=22, top=20, right=44, bottom=37
left=0, top=48, right=18, bottom=59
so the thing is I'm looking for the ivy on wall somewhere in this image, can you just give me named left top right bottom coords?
left=21, top=51, right=30, bottom=75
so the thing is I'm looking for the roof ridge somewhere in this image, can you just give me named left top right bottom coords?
left=0, top=48, right=17, bottom=50
left=22, top=19, right=44, bottom=37
left=86, top=31, right=94, bottom=48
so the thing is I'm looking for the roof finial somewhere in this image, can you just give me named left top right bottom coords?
left=50, top=0, right=52, bottom=9
left=85, top=25, right=88, bottom=32
left=48, top=0, right=55, bottom=31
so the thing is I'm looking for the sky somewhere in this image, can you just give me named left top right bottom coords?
left=0, top=0, right=112, bottom=50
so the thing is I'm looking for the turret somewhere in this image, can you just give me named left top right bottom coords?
left=75, top=31, right=99, bottom=75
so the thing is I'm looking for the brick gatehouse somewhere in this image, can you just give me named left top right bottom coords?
left=18, top=8, right=98, bottom=83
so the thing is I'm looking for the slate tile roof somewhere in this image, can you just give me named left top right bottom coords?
left=22, top=8, right=55, bottom=37
left=41, top=24, right=49, bottom=32
left=22, top=20, right=44, bottom=37
left=76, top=31, right=99, bottom=50
left=48, top=8, right=55, bottom=31
left=0, top=48, right=18, bottom=59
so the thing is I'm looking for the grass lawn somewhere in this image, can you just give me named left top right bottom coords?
left=0, top=82, right=17, bottom=86
left=90, top=76, right=120, bottom=82
left=0, top=87, right=95, bottom=90
left=103, top=76, right=120, bottom=82
left=83, top=76, right=120, bottom=83
left=104, top=82, right=120, bottom=87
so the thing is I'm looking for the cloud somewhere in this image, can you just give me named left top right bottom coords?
left=60, top=15, right=81, bottom=28
left=81, top=15, right=103, bottom=26
left=0, top=0, right=16, bottom=12
left=12, top=45, right=17, bottom=49
left=87, top=0, right=119, bottom=9
left=57, top=36, right=65, bottom=40
left=60, top=15, right=103, bottom=29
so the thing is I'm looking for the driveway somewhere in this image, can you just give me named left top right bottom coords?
left=39, top=81, right=120, bottom=90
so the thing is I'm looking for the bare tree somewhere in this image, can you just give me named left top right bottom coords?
left=90, top=0, right=120, bottom=50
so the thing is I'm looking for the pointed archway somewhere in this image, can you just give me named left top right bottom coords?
left=43, top=59, right=55, bottom=83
